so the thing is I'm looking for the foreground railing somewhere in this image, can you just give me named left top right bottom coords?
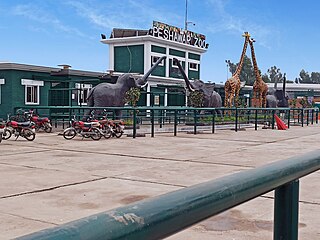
left=18, top=151, right=320, bottom=240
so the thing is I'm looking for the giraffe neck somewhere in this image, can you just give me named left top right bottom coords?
left=234, top=38, right=249, bottom=77
left=249, top=41, right=262, bottom=81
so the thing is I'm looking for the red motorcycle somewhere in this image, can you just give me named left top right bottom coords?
left=25, top=110, right=52, bottom=133
left=63, top=116, right=102, bottom=140
left=0, top=121, right=5, bottom=143
left=4, top=116, right=36, bottom=141
left=87, top=111, right=124, bottom=139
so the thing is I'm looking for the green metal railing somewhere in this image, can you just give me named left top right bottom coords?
left=13, top=106, right=319, bottom=138
left=17, top=150, right=320, bottom=240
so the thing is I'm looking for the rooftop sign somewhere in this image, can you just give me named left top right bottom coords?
left=150, top=21, right=208, bottom=49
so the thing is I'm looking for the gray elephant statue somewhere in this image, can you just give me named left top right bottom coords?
left=266, top=74, right=289, bottom=108
left=86, top=56, right=166, bottom=118
left=173, top=58, right=222, bottom=111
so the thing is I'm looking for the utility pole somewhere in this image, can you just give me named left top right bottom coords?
left=184, top=0, right=188, bottom=30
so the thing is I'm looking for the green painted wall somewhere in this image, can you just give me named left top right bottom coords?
left=0, top=69, right=102, bottom=119
left=167, top=88, right=185, bottom=106
left=188, top=53, right=201, bottom=61
left=169, top=59, right=185, bottom=79
left=188, top=64, right=200, bottom=80
left=169, top=48, right=185, bottom=57
left=151, top=45, right=166, bottom=54
left=114, top=45, right=144, bottom=74
left=151, top=58, right=166, bottom=77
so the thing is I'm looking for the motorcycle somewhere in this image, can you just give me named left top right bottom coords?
left=63, top=116, right=102, bottom=140
left=4, top=116, right=36, bottom=141
left=87, top=111, right=125, bottom=139
left=0, top=121, right=5, bottom=143
left=25, top=110, right=52, bottom=133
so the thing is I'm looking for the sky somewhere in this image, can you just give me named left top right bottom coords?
left=1, top=0, right=319, bottom=84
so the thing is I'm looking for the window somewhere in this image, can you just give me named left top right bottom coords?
left=26, top=86, right=39, bottom=104
left=189, top=62, right=198, bottom=71
left=21, top=79, right=43, bottom=105
left=151, top=56, right=164, bottom=66
left=0, top=79, right=4, bottom=104
left=76, top=83, right=92, bottom=105
left=171, top=59, right=182, bottom=68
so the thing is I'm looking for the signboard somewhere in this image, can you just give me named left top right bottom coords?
left=150, top=21, right=208, bottom=49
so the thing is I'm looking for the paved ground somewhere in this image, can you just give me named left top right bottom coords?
left=0, top=124, right=320, bottom=239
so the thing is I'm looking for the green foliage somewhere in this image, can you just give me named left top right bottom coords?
left=267, top=66, right=283, bottom=83
left=188, top=91, right=204, bottom=107
left=124, top=87, right=141, bottom=107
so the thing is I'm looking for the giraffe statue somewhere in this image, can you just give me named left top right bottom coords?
left=224, top=32, right=251, bottom=108
left=249, top=38, right=268, bottom=108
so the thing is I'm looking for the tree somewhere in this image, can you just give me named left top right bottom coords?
left=124, top=87, right=141, bottom=107
left=311, top=72, right=320, bottom=84
left=262, top=73, right=270, bottom=83
left=267, top=66, right=283, bottom=83
left=227, top=55, right=255, bottom=86
left=296, top=69, right=311, bottom=84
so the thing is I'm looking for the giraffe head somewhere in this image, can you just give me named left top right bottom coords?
left=249, top=38, right=256, bottom=43
left=242, top=32, right=251, bottom=38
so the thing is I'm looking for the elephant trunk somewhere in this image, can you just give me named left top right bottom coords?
left=173, top=58, right=195, bottom=92
left=136, top=56, right=166, bottom=87
left=282, top=73, right=286, bottom=96
left=274, top=76, right=278, bottom=89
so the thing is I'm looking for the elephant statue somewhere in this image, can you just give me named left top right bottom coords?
left=266, top=74, right=289, bottom=108
left=86, top=56, right=166, bottom=118
left=173, top=58, right=223, bottom=110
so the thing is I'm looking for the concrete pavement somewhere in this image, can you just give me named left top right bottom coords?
left=0, top=125, right=320, bottom=239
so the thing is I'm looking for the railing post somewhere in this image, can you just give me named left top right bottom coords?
left=311, top=109, right=314, bottom=125
left=174, top=109, right=177, bottom=136
left=194, top=110, right=197, bottom=135
left=272, top=110, right=275, bottom=129
left=316, top=109, right=319, bottom=124
left=133, top=108, right=137, bottom=139
left=235, top=108, right=238, bottom=132
left=274, top=180, right=299, bottom=240
left=151, top=109, right=154, bottom=138
left=212, top=110, right=215, bottom=134
left=307, top=109, right=309, bottom=126
left=287, top=109, right=291, bottom=129
left=255, top=109, right=258, bottom=131
left=301, top=109, right=304, bottom=127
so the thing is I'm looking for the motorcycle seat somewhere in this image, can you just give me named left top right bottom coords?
left=36, top=117, right=48, bottom=121
left=17, top=122, right=32, bottom=127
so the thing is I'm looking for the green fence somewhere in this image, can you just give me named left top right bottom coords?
left=17, top=150, right=320, bottom=240
left=13, top=106, right=319, bottom=138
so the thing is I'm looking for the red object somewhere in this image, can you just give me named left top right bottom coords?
left=274, top=114, right=288, bottom=130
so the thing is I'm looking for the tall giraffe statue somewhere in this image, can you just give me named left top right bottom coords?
left=224, top=32, right=251, bottom=108
left=249, top=38, right=268, bottom=108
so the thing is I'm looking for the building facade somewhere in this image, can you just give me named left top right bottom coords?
left=0, top=63, right=107, bottom=119
left=101, top=21, right=208, bottom=107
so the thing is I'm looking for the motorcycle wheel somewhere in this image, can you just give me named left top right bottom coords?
left=63, top=129, right=76, bottom=140
left=90, top=128, right=102, bottom=141
left=0, top=133, right=2, bottom=143
left=3, top=129, right=12, bottom=140
left=44, top=123, right=52, bottom=133
left=102, top=126, right=112, bottom=139
left=114, top=126, right=123, bottom=138
left=23, top=129, right=36, bottom=141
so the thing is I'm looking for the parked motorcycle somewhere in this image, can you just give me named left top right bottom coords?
left=87, top=111, right=125, bottom=139
left=4, top=115, right=36, bottom=141
left=0, top=121, right=5, bottom=143
left=25, top=110, right=52, bottom=133
left=63, top=116, right=102, bottom=140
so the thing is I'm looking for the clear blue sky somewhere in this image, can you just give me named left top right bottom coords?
left=1, top=0, right=319, bottom=83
